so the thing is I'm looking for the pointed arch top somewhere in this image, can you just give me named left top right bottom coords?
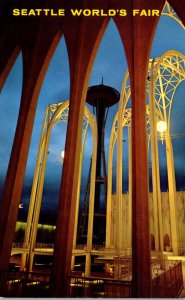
left=168, top=0, right=185, bottom=27
left=162, top=2, right=185, bottom=29
left=0, top=45, right=21, bottom=92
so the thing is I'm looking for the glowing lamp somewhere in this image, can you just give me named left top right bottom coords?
left=157, top=120, right=167, bottom=143
left=156, top=120, right=167, bottom=133
left=61, top=150, right=65, bottom=159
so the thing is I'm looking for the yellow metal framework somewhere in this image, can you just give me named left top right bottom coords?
left=107, top=50, right=185, bottom=254
left=21, top=50, right=185, bottom=271
left=21, top=100, right=97, bottom=272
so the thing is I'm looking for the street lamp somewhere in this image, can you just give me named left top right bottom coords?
left=61, top=150, right=65, bottom=159
left=157, top=120, right=167, bottom=143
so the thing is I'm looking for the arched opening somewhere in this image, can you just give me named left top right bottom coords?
left=13, top=37, right=70, bottom=272
left=170, top=80, right=185, bottom=253
left=71, top=18, right=129, bottom=274
left=88, top=18, right=127, bottom=245
left=148, top=4, right=185, bottom=254
left=0, top=52, right=22, bottom=198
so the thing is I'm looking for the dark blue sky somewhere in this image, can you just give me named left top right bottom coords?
left=0, top=14, right=185, bottom=222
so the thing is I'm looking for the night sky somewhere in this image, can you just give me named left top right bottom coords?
left=0, top=14, right=185, bottom=224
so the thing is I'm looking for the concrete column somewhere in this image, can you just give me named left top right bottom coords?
left=131, top=80, right=152, bottom=296
left=85, top=115, right=97, bottom=275
left=20, top=253, right=27, bottom=272
left=115, top=0, right=164, bottom=298
left=27, top=252, right=34, bottom=273
left=85, top=253, right=91, bottom=277
left=0, top=33, right=60, bottom=283
left=73, top=107, right=94, bottom=249
left=165, top=131, right=179, bottom=254
left=149, top=60, right=163, bottom=252
left=21, top=107, right=51, bottom=271
left=28, top=127, right=52, bottom=271
left=113, top=0, right=164, bottom=295
left=50, top=14, right=107, bottom=297
left=71, top=255, right=75, bottom=271
left=127, top=126, right=132, bottom=249
left=116, top=101, right=123, bottom=254
left=106, top=131, right=116, bottom=247
left=50, top=87, right=86, bottom=297
left=73, top=147, right=83, bottom=248
left=105, top=154, right=113, bottom=247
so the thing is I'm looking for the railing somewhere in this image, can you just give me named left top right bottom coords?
left=0, top=270, right=50, bottom=297
left=75, top=244, right=132, bottom=255
left=75, top=244, right=87, bottom=250
left=12, top=243, right=55, bottom=249
left=152, top=260, right=183, bottom=298
left=12, top=242, right=26, bottom=249
left=35, top=243, right=54, bottom=249
left=68, top=259, right=183, bottom=298
left=34, top=243, right=54, bottom=253
left=152, top=258, right=180, bottom=277
left=92, top=245, right=132, bottom=254
left=113, top=256, right=132, bottom=280
left=178, top=247, right=185, bottom=255
left=1, top=259, right=183, bottom=297
left=68, top=275, right=132, bottom=298
left=11, top=242, right=185, bottom=258
left=12, top=243, right=55, bottom=253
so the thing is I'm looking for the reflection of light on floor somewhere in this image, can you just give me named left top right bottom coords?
left=70, top=279, right=104, bottom=286
left=8, top=279, right=20, bottom=283
left=26, top=281, right=40, bottom=286
left=8, top=279, right=40, bottom=286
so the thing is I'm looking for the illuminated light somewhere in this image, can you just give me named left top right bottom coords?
left=70, top=279, right=104, bottom=287
left=8, top=279, right=20, bottom=283
left=61, top=150, right=65, bottom=159
left=157, top=120, right=167, bottom=144
left=156, top=120, right=167, bottom=133
left=26, top=281, right=40, bottom=286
